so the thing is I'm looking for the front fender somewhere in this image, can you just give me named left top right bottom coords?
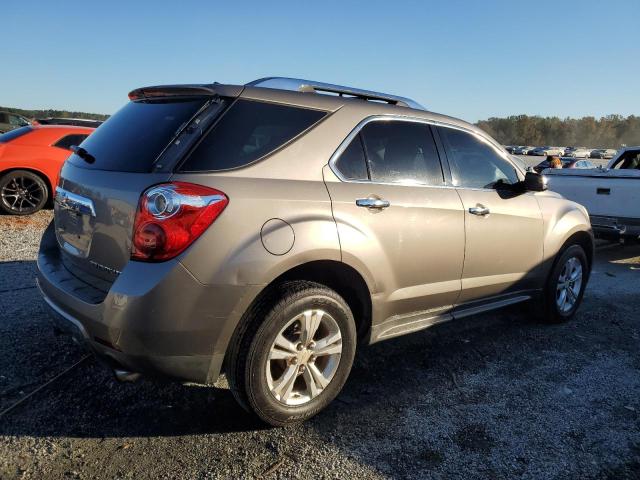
left=536, top=194, right=593, bottom=274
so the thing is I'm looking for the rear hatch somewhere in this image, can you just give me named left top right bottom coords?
left=53, top=85, right=240, bottom=293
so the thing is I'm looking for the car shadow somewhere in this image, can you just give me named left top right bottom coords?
left=1, top=244, right=638, bottom=440
left=0, top=260, right=534, bottom=439
left=593, top=242, right=640, bottom=266
left=0, top=312, right=530, bottom=440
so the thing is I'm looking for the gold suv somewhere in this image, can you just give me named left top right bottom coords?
left=38, top=77, right=593, bottom=426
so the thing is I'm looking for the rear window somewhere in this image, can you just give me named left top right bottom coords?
left=179, top=99, right=327, bottom=172
left=0, top=126, right=32, bottom=143
left=67, top=98, right=207, bottom=172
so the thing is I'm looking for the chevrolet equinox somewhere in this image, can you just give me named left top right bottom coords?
left=37, top=77, right=594, bottom=426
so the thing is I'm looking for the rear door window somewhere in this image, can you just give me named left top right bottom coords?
left=179, top=100, right=327, bottom=172
left=612, top=151, right=640, bottom=169
left=66, top=98, right=208, bottom=172
left=437, top=126, right=519, bottom=189
left=360, top=121, right=444, bottom=185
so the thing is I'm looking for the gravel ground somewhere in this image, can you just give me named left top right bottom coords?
left=0, top=212, right=639, bottom=479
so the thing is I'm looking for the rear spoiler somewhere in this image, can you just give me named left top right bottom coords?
left=128, top=84, right=244, bottom=101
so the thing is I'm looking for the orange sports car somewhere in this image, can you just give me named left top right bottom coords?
left=0, top=124, right=95, bottom=214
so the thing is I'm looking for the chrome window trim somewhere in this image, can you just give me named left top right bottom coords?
left=328, top=115, right=519, bottom=191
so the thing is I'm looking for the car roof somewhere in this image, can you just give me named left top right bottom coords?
left=237, top=81, right=495, bottom=146
left=131, top=78, right=498, bottom=149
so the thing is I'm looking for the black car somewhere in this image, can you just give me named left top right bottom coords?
left=35, top=118, right=104, bottom=128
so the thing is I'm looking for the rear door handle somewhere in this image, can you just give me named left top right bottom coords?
left=469, top=205, right=490, bottom=216
left=356, top=197, right=390, bottom=209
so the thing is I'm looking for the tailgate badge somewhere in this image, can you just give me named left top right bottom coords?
left=55, top=187, right=96, bottom=217
left=90, top=260, right=121, bottom=276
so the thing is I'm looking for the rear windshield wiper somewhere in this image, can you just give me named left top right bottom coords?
left=71, top=145, right=95, bottom=164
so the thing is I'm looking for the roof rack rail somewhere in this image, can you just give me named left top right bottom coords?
left=246, top=77, right=425, bottom=110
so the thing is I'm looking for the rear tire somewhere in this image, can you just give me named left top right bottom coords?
left=0, top=170, right=49, bottom=215
left=226, top=281, right=357, bottom=427
left=534, top=244, right=589, bottom=323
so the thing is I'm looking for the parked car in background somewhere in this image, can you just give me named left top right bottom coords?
left=0, top=125, right=94, bottom=214
left=590, top=149, right=617, bottom=159
left=564, top=146, right=578, bottom=156
left=513, top=145, right=535, bottom=155
left=564, top=147, right=591, bottom=158
left=0, top=111, right=30, bottom=133
left=38, top=76, right=593, bottom=427
left=35, top=118, right=104, bottom=128
left=504, top=145, right=516, bottom=153
left=533, top=157, right=595, bottom=173
left=529, top=146, right=564, bottom=156
left=544, top=146, right=640, bottom=240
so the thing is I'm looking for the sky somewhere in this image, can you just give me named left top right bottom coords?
left=1, top=0, right=638, bottom=122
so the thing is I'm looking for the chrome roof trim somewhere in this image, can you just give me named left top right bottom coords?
left=247, top=77, right=425, bottom=110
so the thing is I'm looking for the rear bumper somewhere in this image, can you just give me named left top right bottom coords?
left=37, top=221, right=262, bottom=384
left=38, top=279, right=217, bottom=382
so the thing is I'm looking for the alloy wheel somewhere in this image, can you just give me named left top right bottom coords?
left=556, top=256, right=583, bottom=313
left=1, top=175, right=45, bottom=213
left=266, top=308, right=342, bottom=406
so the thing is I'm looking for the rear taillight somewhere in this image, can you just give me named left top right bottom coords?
left=131, top=182, right=228, bottom=262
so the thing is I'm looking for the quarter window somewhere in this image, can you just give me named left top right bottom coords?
left=359, top=121, right=444, bottom=185
left=437, top=126, right=519, bottom=189
left=180, top=100, right=327, bottom=172
left=54, top=134, right=89, bottom=151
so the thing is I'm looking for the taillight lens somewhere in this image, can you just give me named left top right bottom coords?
left=131, top=182, right=228, bottom=261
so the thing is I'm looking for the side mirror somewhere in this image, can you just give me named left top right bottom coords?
left=524, top=171, right=547, bottom=192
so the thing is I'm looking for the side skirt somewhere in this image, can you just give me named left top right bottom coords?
left=368, top=290, right=538, bottom=344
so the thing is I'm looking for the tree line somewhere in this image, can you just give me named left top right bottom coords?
left=475, top=115, right=640, bottom=148
left=1, top=106, right=109, bottom=122
left=4, top=105, right=639, bottom=149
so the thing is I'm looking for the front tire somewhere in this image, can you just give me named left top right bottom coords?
left=0, top=170, right=49, bottom=215
left=537, top=244, right=589, bottom=323
left=227, top=281, right=357, bottom=427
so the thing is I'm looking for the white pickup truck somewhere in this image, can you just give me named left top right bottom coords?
left=544, top=146, right=640, bottom=240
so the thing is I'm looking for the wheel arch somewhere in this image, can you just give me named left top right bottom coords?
left=0, top=167, right=55, bottom=204
left=542, top=228, right=594, bottom=294
left=271, top=260, right=372, bottom=340
left=560, top=230, right=594, bottom=270
left=220, top=259, right=373, bottom=384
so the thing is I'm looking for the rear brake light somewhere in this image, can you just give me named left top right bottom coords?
left=131, top=182, right=228, bottom=262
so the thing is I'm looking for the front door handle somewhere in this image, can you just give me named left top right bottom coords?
left=469, top=205, right=490, bottom=216
left=356, top=197, right=390, bottom=209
